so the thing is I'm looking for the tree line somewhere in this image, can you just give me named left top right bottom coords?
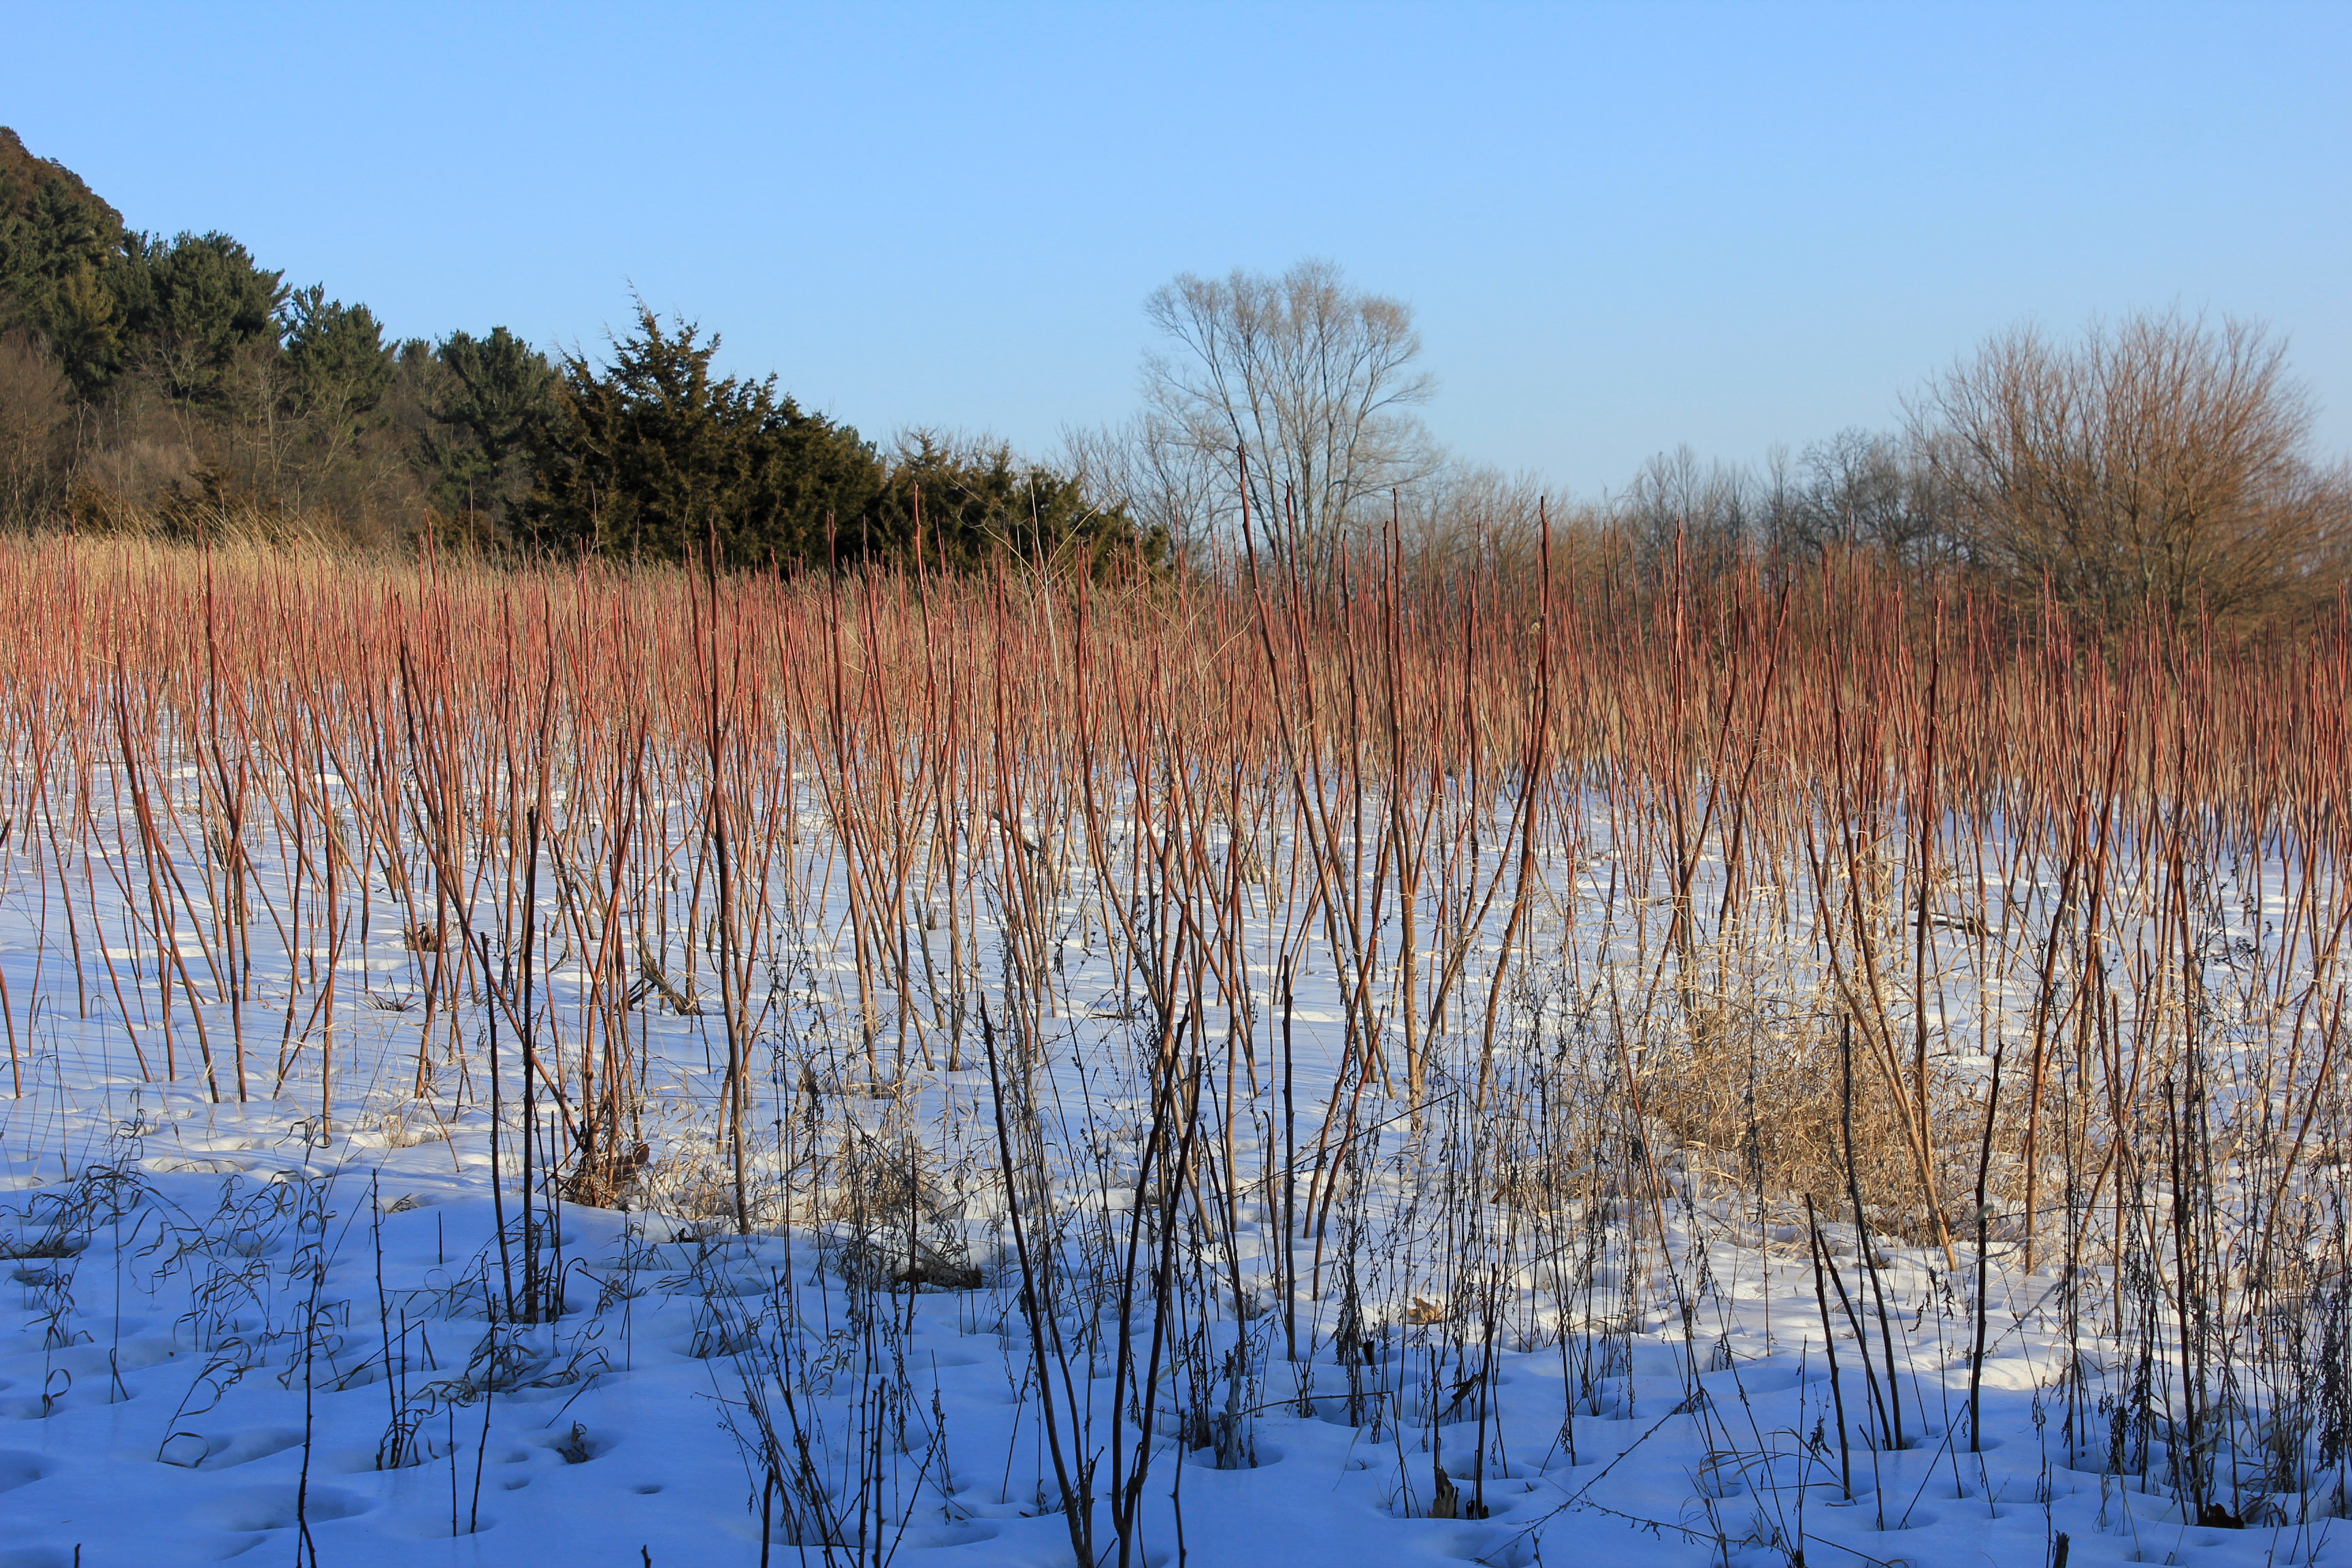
left=5, top=126, right=2347, bottom=625
left=1066, top=259, right=2351, bottom=630
left=0, top=129, right=1164, bottom=576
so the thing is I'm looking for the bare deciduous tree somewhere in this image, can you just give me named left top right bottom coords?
left=1909, top=311, right=2349, bottom=627
left=1140, top=258, right=1437, bottom=573
left=1392, top=462, right=1551, bottom=577
left=1059, top=411, right=1220, bottom=562
left=0, top=327, right=69, bottom=526
left=1616, top=444, right=1754, bottom=576
left=1758, top=428, right=1953, bottom=572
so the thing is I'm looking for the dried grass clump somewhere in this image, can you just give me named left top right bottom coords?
left=818, top=1126, right=951, bottom=1227
left=561, top=1140, right=651, bottom=1208
left=1647, top=1007, right=1936, bottom=1233
left=637, top=1149, right=754, bottom=1227
left=817, top=1127, right=980, bottom=1288
left=833, top=1232, right=983, bottom=1292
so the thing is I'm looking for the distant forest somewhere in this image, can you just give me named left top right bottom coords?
left=3, top=126, right=2347, bottom=627
left=0, top=129, right=1159, bottom=575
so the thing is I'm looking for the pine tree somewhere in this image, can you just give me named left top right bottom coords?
left=0, top=133, right=133, bottom=397
left=521, top=304, right=882, bottom=566
left=859, top=434, right=1169, bottom=578
left=423, top=327, right=558, bottom=521
left=283, top=287, right=393, bottom=418
left=126, top=231, right=285, bottom=402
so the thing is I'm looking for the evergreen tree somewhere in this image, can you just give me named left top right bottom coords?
left=425, top=326, right=557, bottom=519
left=272, top=285, right=396, bottom=488
left=282, top=286, right=393, bottom=418
left=859, top=434, right=1169, bottom=577
left=0, top=127, right=1174, bottom=566
left=521, top=305, right=882, bottom=566
left=0, top=133, right=133, bottom=397
left=126, top=231, right=284, bottom=402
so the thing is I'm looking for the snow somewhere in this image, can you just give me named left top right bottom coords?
left=0, top=770, right=2340, bottom=1568
left=5, top=1145, right=2318, bottom=1567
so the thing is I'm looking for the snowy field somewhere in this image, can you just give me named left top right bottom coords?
left=1, top=549, right=2346, bottom=1568
left=2, top=794, right=2339, bottom=1568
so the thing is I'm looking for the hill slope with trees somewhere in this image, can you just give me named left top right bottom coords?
left=0, top=129, right=1160, bottom=574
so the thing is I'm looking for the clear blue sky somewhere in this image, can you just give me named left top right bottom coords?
left=10, top=2, right=2347, bottom=493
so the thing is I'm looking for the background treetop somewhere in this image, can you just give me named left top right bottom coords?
left=521, top=306, right=1163, bottom=578
left=0, top=125, right=2343, bottom=621
left=521, top=304, right=885, bottom=567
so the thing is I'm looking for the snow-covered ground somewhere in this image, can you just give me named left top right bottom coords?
left=8, top=1135, right=2322, bottom=1568
left=1, top=749, right=2342, bottom=1568
left=5, top=1115, right=2334, bottom=1567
